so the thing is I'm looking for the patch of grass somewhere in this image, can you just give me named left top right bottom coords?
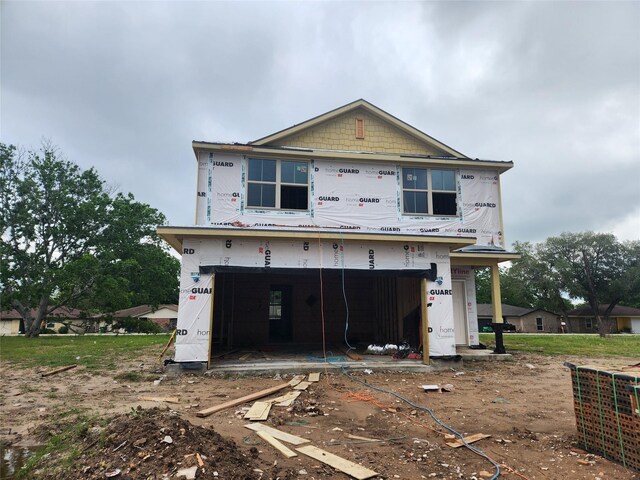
left=0, top=335, right=169, bottom=371
left=16, top=412, right=98, bottom=479
left=479, top=333, right=640, bottom=357
left=114, top=371, right=144, bottom=382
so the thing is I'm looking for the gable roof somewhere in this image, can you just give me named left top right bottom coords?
left=567, top=304, right=640, bottom=317
left=249, top=99, right=468, bottom=158
left=476, top=304, right=559, bottom=318
left=112, top=304, right=178, bottom=318
left=0, top=307, right=84, bottom=320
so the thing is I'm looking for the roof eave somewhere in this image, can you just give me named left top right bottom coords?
left=191, top=141, right=514, bottom=173
left=157, top=226, right=477, bottom=254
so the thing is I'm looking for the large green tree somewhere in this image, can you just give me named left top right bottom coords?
left=540, top=232, right=640, bottom=336
left=0, top=142, right=179, bottom=336
left=474, top=235, right=636, bottom=336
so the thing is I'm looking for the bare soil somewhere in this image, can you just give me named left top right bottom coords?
left=1, top=351, right=638, bottom=480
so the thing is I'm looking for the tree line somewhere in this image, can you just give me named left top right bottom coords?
left=1, top=142, right=179, bottom=337
left=476, top=234, right=640, bottom=336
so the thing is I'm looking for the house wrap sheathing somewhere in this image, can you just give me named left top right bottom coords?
left=159, top=99, right=518, bottom=365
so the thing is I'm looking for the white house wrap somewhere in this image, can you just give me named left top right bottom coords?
left=159, top=99, right=517, bottom=366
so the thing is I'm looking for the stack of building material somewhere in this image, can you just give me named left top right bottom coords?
left=565, top=362, right=640, bottom=472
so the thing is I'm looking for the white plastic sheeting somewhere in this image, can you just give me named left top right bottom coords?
left=451, top=266, right=479, bottom=346
left=174, top=237, right=458, bottom=361
left=195, top=153, right=503, bottom=247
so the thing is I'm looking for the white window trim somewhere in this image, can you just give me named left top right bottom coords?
left=246, top=158, right=309, bottom=211
left=401, top=167, right=458, bottom=217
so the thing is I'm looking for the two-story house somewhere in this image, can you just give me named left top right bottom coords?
left=158, top=100, right=518, bottom=366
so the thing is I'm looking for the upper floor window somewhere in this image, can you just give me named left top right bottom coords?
left=402, top=168, right=457, bottom=216
left=247, top=159, right=308, bottom=210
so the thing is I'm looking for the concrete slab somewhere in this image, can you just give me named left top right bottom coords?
left=165, top=348, right=512, bottom=376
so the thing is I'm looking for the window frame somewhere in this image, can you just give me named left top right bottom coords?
left=401, top=167, right=458, bottom=217
left=585, top=318, right=593, bottom=329
left=536, top=317, right=544, bottom=331
left=246, top=158, right=309, bottom=211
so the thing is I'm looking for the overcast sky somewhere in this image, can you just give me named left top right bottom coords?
left=2, top=1, right=639, bottom=246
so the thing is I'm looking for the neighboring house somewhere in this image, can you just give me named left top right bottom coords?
left=0, top=310, right=24, bottom=335
left=566, top=305, right=640, bottom=333
left=158, top=99, right=519, bottom=366
left=477, top=304, right=562, bottom=333
left=112, top=304, right=178, bottom=332
left=0, top=307, right=88, bottom=335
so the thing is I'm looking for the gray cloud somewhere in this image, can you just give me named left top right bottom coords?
left=2, top=1, right=638, bottom=245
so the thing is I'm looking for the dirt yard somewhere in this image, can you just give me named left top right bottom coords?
left=1, top=350, right=638, bottom=480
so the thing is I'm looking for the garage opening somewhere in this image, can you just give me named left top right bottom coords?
left=209, top=270, right=423, bottom=358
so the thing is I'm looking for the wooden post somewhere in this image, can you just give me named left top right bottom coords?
left=490, top=264, right=506, bottom=354
left=420, top=277, right=430, bottom=365
left=207, top=273, right=216, bottom=369
left=490, top=264, right=503, bottom=323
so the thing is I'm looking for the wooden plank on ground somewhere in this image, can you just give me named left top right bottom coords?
left=244, top=423, right=309, bottom=445
left=288, top=375, right=305, bottom=387
left=347, top=434, right=380, bottom=442
left=446, top=433, right=491, bottom=448
left=211, top=348, right=240, bottom=359
left=41, top=364, right=78, bottom=378
left=308, top=372, right=320, bottom=382
left=296, top=445, right=378, bottom=480
left=256, top=431, right=298, bottom=458
left=293, top=381, right=312, bottom=391
left=268, top=391, right=302, bottom=406
left=244, top=401, right=271, bottom=421
left=196, top=383, right=289, bottom=417
left=139, top=396, right=180, bottom=404
left=276, top=391, right=301, bottom=407
left=345, top=350, right=363, bottom=361
left=238, top=352, right=252, bottom=361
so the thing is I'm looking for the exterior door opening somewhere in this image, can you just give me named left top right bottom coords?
left=269, top=285, right=292, bottom=343
left=452, top=280, right=468, bottom=345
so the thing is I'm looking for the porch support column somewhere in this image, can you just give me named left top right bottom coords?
left=420, top=277, right=430, bottom=365
left=207, top=273, right=216, bottom=369
left=490, top=264, right=506, bottom=354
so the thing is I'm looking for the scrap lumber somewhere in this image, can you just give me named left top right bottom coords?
left=344, top=349, right=363, bottom=361
left=308, top=372, right=320, bottom=382
left=296, top=445, right=378, bottom=480
left=268, top=391, right=302, bottom=407
left=41, top=364, right=78, bottom=377
left=244, top=401, right=272, bottom=421
left=158, top=329, right=177, bottom=361
left=211, top=349, right=240, bottom=359
left=347, top=434, right=380, bottom=442
left=139, top=396, right=180, bottom=404
left=238, top=352, right=252, bottom=361
left=288, top=375, right=305, bottom=387
left=256, top=431, right=298, bottom=458
left=196, top=383, right=289, bottom=417
left=445, top=433, right=491, bottom=448
left=243, top=423, right=309, bottom=445
left=293, top=381, right=312, bottom=391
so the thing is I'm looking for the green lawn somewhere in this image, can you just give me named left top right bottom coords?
left=0, top=334, right=170, bottom=371
left=479, top=333, right=640, bottom=357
